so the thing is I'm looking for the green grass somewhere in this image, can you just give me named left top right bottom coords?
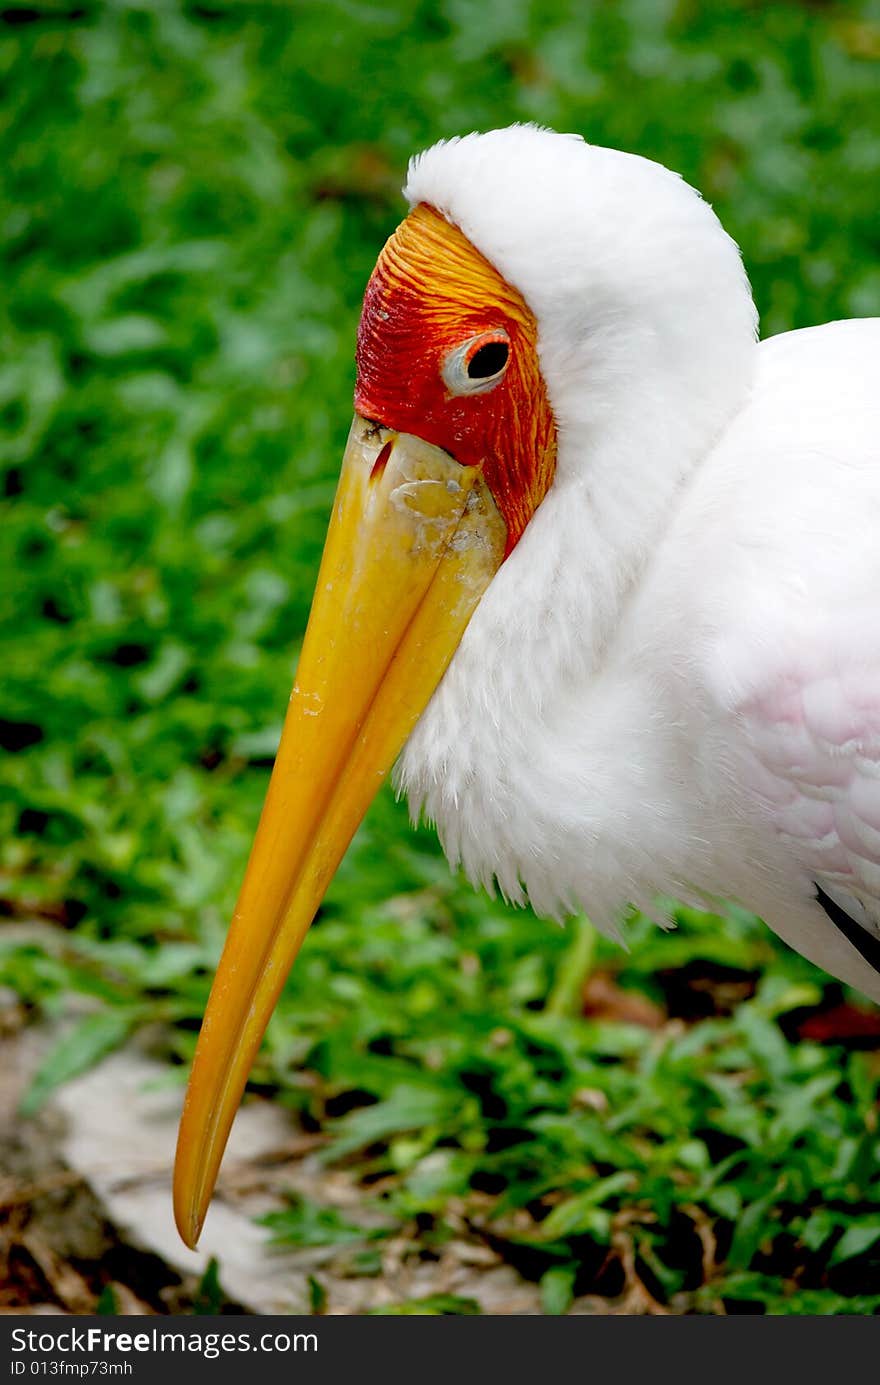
left=2, top=0, right=880, bottom=1314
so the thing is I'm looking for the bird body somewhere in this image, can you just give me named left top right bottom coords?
left=403, top=314, right=880, bottom=1001
left=174, top=125, right=880, bottom=1244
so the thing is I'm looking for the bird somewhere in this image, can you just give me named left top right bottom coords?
left=173, top=124, right=880, bottom=1249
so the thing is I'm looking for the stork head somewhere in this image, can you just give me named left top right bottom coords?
left=174, top=126, right=757, bottom=1247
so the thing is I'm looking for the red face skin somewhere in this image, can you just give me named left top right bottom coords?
left=354, top=203, right=557, bottom=554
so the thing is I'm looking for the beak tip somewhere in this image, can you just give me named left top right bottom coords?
left=175, top=1203, right=203, bottom=1252
left=173, top=1168, right=206, bottom=1251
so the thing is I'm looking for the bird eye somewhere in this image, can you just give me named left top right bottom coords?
left=442, top=331, right=510, bottom=396
left=467, top=339, right=509, bottom=379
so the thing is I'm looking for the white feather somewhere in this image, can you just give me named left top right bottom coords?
left=395, top=127, right=880, bottom=1000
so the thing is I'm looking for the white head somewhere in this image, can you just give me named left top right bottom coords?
left=406, top=124, right=757, bottom=522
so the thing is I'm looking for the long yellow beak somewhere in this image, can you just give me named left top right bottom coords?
left=173, top=413, right=505, bottom=1247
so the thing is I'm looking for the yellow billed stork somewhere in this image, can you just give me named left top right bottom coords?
left=173, top=125, right=880, bottom=1247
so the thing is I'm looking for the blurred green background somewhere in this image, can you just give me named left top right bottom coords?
left=2, top=0, right=880, bottom=1315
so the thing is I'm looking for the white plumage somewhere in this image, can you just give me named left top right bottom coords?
left=397, top=126, right=880, bottom=1000
left=173, top=124, right=880, bottom=1240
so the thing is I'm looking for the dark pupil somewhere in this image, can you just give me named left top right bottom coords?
left=467, top=340, right=509, bottom=379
